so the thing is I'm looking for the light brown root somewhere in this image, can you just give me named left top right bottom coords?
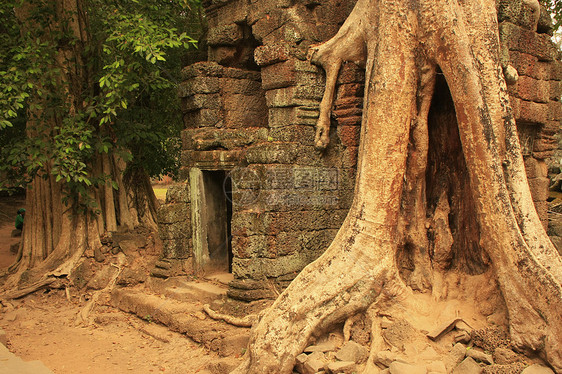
left=75, top=253, right=126, bottom=325
left=1, top=277, right=57, bottom=300
left=202, top=304, right=256, bottom=327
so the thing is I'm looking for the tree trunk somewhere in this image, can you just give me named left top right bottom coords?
left=234, top=0, right=562, bottom=373
left=3, top=0, right=159, bottom=293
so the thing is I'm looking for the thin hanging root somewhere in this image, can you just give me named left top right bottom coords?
left=75, top=254, right=126, bottom=325
left=203, top=304, right=256, bottom=327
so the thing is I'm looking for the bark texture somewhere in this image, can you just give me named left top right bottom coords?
left=234, top=0, right=562, bottom=372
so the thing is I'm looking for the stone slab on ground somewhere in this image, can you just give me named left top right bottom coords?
left=521, top=364, right=555, bottom=374
left=147, top=276, right=228, bottom=304
left=205, top=272, right=234, bottom=285
left=110, top=288, right=249, bottom=357
left=0, top=343, right=54, bottom=374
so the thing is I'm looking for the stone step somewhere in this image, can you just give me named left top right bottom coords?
left=147, top=276, right=228, bottom=304
left=154, top=259, right=173, bottom=270
left=204, top=272, right=234, bottom=286
left=0, top=344, right=54, bottom=374
left=110, top=288, right=249, bottom=357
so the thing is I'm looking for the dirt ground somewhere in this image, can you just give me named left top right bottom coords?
left=0, top=195, right=231, bottom=374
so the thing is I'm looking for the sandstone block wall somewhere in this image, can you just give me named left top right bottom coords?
left=498, top=0, right=562, bottom=227
left=157, top=0, right=562, bottom=299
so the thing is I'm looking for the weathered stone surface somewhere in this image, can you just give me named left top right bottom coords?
left=207, top=24, right=244, bottom=46
left=254, top=44, right=291, bottom=66
left=335, top=341, right=368, bottom=364
left=453, top=357, right=483, bottom=374
left=382, top=319, right=419, bottom=350
left=182, top=93, right=222, bottom=111
left=117, top=266, right=148, bottom=286
left=426, top=361, right=447, bottom=373
left=512, top=76, right=550, bottom=103
left=509, top=51, right=550, bottom=80
left=446, top=343, right=468, bottom=372
left=165, top=184, right=189, bottom=204
left=493, top=348, right=521, bottom=365
left=500, top=22, right=557, bottom=62
left=295, top=352, right=309, bottom=373
left=467, top=348, right=494, bottom=365
left=245, top=143, right=300, bottom=164
left=389, top=361, right=427, bottom=374
left=181, top=61, right=261, bottom=81
left=232, top=250, right=323, bottom=279
left=524, top=157, right=548, bottom=179
left=516, top=99, right=548, bottom=125
left=231, top=209, right=346, bottom=236
left=376, top=351, right=404, bottom=367
left=327, top=361, right=356, bottom=374
left=183, top=128, right=268, bottom=151
left=93, top=247, right=105, bottom=263
left=157, top=204, right=190, bottom=225
left=521, top=364, right=555, bottom=374
left=86, top=264, right=118, bottom=290
left=303, top=352, right=326, bottom=374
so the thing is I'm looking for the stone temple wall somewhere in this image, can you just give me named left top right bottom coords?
left=157, top=0, right=562, bottom=300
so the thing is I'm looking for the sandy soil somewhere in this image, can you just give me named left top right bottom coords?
left=0, top=290, right=226, bottom=373
left=0, top=196, right=229, bottom=374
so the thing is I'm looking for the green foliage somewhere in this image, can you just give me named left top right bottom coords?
left=541, top=0, right=562, bottom=32
left=0, top=0, right=202, bottom=205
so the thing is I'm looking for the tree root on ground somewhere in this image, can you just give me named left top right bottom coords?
left=75, top=253, right=127, bottom=326
left=203, top=304, right=256, bottom=327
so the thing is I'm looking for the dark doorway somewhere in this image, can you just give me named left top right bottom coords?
left=202, top=171, right=233, bottom=272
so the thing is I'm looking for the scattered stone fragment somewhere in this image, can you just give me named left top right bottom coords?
left=93, top=247, right=105, bottom=262
left=455, top=331, right=471, bottom=344
left=426, top=361, right=447, bottom=373
left=453, top=357, right=483, bottom=374
left=303, top=355, right=325, bottom=374
left=455, top=320, right=473, bottom=333
left=388, top=361, right=427, bottom=374
left=295, top=353, right=309, bottom=373
left=304, top=340, right=339, bottom=353
left=382, top=319, right=418, bottom=350
left=427, top=317, right=465, bottom=341
left=376, top=350, right=402, bottom=367
left=467, top=348, right=494, bottom=365
left=446, top=343, right=467, bottom=372
left=521, top=364, right=555, bottom=374
left=419, top=346, right=441, bottom=362
left=326, top=361, right=356, bottom=374
left=493, top=347, right=520, bottom=365
left=335, top=341, right=368, bottom=364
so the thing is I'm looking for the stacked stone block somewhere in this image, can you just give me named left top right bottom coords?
left=157, top=0, right=561, bottom=298
left=158, top=184, right=192, bottom=259
left=498, top=0, right=562, bottom=227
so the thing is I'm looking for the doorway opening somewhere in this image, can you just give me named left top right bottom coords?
left=201, top=170, right=233, bottom=273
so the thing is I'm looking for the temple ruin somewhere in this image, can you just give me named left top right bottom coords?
left=157, top=0, right=562, bottom=301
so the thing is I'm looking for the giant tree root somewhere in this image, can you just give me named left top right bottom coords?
left=233, top=0, right=562, bottom=372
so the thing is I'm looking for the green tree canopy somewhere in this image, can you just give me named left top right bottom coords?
left=0, top=0, right=202, bottom=201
